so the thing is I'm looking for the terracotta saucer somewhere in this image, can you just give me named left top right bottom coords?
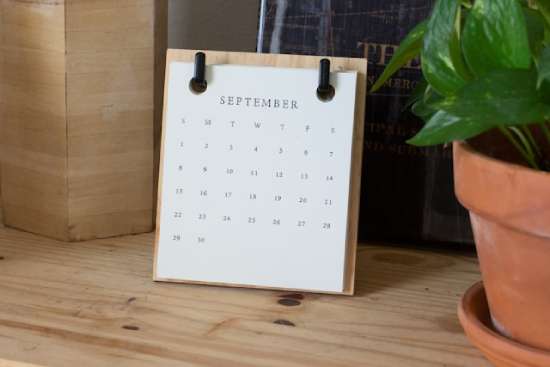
left=458, top=282, right=550, bottom=367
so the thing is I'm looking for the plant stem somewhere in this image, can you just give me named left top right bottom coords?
left=498, top=127, right=529, bottom=160
left=520, top=125, right=541, bottom=157
left=540, top=122, right=550, bottom=146
left=509, top=127, right=540, bottom=168
left=499, top=127, right=540, bottom=169
left=460, top=0, right=473, bottom=8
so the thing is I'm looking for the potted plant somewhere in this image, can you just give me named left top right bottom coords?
left=372, top=0, right=550, bottom=362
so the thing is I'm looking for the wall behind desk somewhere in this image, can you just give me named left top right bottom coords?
left=168, top=0, right=259, bottom=51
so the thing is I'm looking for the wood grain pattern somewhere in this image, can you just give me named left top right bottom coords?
left=153, top=0, right=168, bottom=220
left=0, top=228, right=489, bottom=366
left=0, top=0, right=167, bottom=241
left=0, top=0, right=69, bottom=240
left=65, top=0, right=164, bottom=240
left=155, top=50, right=367, bottom=295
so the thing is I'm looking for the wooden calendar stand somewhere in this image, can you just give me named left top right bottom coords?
left=155, top=49, right=367, bottom=295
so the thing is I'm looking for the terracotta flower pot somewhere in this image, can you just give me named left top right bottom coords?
left=454, top=141, right=550, bottom=351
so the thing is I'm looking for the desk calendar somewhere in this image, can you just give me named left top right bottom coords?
left=154, top=50, right=367, bottom=295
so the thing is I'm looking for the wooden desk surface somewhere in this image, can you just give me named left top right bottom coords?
left=0, top=228, right=490, bottom=366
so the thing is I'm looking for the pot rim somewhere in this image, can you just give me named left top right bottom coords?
left=456, top=141, right=550, bottom=178
left=453, top=141, right=550, bottom=239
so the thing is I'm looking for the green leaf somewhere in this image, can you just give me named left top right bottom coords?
left=437, top=69, right=550, bottom=126
left=411, top=86, right=445, bottom=122
left=538, top=77, right=550, bottom=104
left=536, top=0, right=550, bottom=26
left=404, top=78, right=428, bottom=109
left=537, top=46, right=550, bottom=87
left=449, top=6, right=472, bottom=80
left=370, top=21, right=427, bottom=92
left=411, top=99, right=437, bottom=122
left=421, top=0, right=468, bottom=96
left=462, top=0, right=531, bottom=77
left=523, top=8, right=546, bottom=55
left=407, top=111, right=490, bottom=146
left=535, top=0, right=550, bottom=45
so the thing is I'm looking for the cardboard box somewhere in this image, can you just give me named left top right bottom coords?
left=0, top=0, right=167, bottom=241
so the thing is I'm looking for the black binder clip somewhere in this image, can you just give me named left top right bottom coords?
left=317, top=58, right=335, bottom=101
left=190, top=52, right=207, bottom=94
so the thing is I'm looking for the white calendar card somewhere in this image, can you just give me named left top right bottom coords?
left=154, top=51, right=365, bottom=294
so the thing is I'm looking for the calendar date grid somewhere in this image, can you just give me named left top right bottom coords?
left=164, top=115, right=347, bottom=246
